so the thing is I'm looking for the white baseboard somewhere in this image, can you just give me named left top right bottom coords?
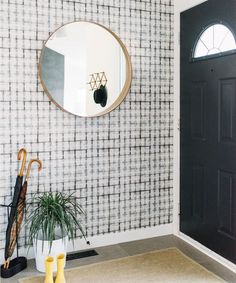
left=177, top=232, right=236, bottom=274
left=0, top=223, right=173, bottom=263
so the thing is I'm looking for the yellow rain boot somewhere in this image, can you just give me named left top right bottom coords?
left=44, top=256, right=54, bottom=283
left=55, top=254, right=66, bottom=283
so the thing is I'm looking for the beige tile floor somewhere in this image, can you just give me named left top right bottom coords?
left=1, top=235, right=236, bottom=283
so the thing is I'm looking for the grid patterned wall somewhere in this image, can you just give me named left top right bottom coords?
left=0, top=0, right=174, bottom=250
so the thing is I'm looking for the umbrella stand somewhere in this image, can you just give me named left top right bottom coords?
left=0, top=157, right=42, bottom=278
left=0, top=203, right=27, bottom=278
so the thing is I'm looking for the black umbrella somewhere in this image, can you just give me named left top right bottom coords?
left=4, top=149, right=27, bottom=269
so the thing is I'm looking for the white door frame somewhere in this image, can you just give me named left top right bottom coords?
left=173, top=0, right=236, bottom=272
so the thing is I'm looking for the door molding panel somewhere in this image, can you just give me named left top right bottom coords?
left=190, top=82, right=206, bottom=141
left=218, top=78, right=236, bottom=144
left=217, top=169, right=236, bottom=240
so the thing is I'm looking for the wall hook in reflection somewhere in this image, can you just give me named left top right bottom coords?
left=88, top=72, right=107, bottom=91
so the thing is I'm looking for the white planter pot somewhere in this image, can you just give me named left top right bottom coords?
left=33, top=236, right=68, bottom=273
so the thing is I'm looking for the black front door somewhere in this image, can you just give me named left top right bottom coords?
left=180, top=0, right=236, bottom=263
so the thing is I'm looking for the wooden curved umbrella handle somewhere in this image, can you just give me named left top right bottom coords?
left=17, top=148, right=27, bottom=177
left=26, top=159, right=42, bottom=181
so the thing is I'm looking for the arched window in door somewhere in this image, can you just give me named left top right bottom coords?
left=193, top=24, right=236, bottom=58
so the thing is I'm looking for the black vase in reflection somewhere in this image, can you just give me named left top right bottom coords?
left=93, top=85, right=108, bottom=107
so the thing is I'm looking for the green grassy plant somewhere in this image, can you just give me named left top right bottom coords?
left=27, top=192, right=86, bottom=251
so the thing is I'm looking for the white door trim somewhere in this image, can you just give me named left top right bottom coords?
left=178, top=232, right=236, bottom=273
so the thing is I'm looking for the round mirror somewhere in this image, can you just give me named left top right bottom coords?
left=39, top=21, right=132, bottom=117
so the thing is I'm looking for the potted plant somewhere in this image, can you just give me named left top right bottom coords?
left=27, top=192, right=86, bottom=272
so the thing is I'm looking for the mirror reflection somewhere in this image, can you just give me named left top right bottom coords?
left=39, top=21, right=131, bottom=117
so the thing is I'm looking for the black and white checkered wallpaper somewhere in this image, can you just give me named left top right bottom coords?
left=0, top=0, right=174, bottom=249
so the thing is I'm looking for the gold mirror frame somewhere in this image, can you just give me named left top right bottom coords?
left=38, top=21, right=132, bottom=117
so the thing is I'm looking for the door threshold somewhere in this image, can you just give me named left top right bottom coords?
left=176, top=232, right=236, bottom=274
